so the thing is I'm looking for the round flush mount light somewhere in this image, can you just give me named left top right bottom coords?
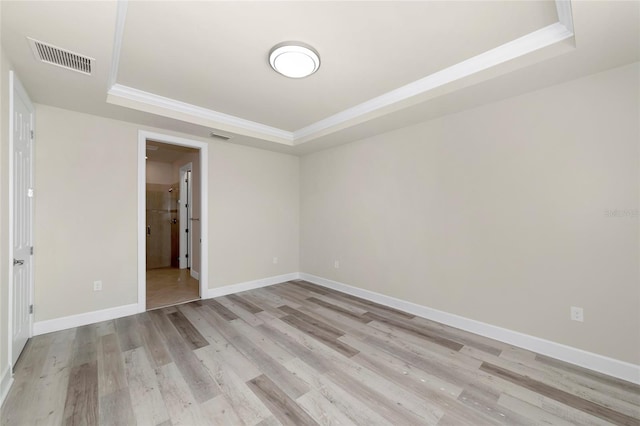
left=269, top=42, right=320, bottom=79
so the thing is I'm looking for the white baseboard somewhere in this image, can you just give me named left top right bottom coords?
left=33, top=303, right=139, bottom=336
left=1, top=364, right=14, bottom=406
left=206, top=272, right=300, bottom=299
left=31, top=273, right=300, bottom=336
left=191, top=269, right=199, bottom=280
left=299, top=273, right=640, bottom=385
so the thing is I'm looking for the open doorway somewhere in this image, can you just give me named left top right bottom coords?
left=138, top=131, right=208, bottom=311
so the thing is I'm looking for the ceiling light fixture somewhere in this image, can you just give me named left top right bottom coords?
left=269, top=42, right=320, bottom=79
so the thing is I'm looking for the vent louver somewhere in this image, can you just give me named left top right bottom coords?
left=28, top=38, right=94, bottom=75
left=209, top=132, right=231, bottom=141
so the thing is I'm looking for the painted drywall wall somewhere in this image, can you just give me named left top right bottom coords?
left=145, top=161, right=174, bottom=185
left=300, top=62, right=640, bottom=364
left=208, top=141, right=299, bottom=287
left=34, top=105, right=299, bottom=321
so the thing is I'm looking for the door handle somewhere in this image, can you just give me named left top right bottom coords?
left=13, top=259, right=24, bottom=266
left=147, top=226, right=151, bottom=236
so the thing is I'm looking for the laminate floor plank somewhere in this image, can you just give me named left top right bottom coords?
left=364, top=311, right=464, bottom=351
left=124, top=347, right=170, bottom=426
left=63, top=361, right=99, bottom=426
left=149, top=309, right=221, bottom=403
left=99, top=388, right=136, bottom=426
left=482, top=362, right=640, bottom=426
left=306, top=296, right=370, bottom=322
left=1, top=336, right=52, bottom=425
left=155, top=362, right=207, bottom=426
left=97, top=333, right=127, bottom=396
left=200, top=394, right=246, bottom=426
left=167, top=310, right=209, bottom=350
left=227, top=293, right=264, bottom=314
left=32, top=329, right=76, bottom=425
left=204, top=298, right=240, bottom=321
left=195, top=345, right=273, bottom=425
left=290, top=280, right=330, bottom=295
left=114, top=316, right=143, bottom=353
left=200, top=305, right=310, bottom=400
left=280, top=314, right=359, bottom=358
left=296, top=389, right=358, bottom=426
left=278, top=305, right=345, bottom=338
left=216, top=296, right=265, bottom=326
left=136, top=312, right=173, bottom=368
left=462, top=345, right=640, bottom=418
left=247, top=374, right=318, bottom=426
left=3, top=280, right=638, bottom=426
left=283, top=357, right=393, bottom=425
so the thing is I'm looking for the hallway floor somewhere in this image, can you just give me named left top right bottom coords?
left=146, top=267, right=199, bottom=310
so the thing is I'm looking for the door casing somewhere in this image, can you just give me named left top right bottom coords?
left=137, top=131, right=208, bottom=312
left=179, top=162, right=193, bottom=270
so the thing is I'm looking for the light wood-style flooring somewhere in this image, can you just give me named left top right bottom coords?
left=146, top=267, right=199, bottom=310
left=3, top=280, right=639, bottom=425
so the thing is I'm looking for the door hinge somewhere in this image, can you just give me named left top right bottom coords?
left=29, top=304, right=33, bottom=314
left=30, top=246, right=33, bottom=255
left=30, top=130, right=34, bottom=140
left=185, top=228, right=189, bottom=233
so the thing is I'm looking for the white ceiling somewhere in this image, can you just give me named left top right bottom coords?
left=1, top=1, right=638, bottom=155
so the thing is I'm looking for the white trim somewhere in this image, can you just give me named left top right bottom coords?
left=190, top=269, right=199, bottom=280
left=105, top=5, right=574, bottom=147
left=137, top=134, right=146, bottom=311
left=138, top=131, right=209, bottom=313
left=33, top=304, right=139, bottom=336
left=292, top=22, right=573, bottom=142
left=205, top=272, right=300, bottom=299
left=107, top=0, right=128, bottom=88
left=555, top=0, right=574, bottom=33
left=30, top=273, right=299, bottom=335
left=299, top=273, right=640, bottom=385
left=178, top=162, right=193, bottom=270
left=111, top=85, right=293, bottom=144
left=0, top=365, right=14, bottom=407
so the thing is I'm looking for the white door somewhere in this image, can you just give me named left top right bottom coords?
left=11, top=72, right=34, bottom=365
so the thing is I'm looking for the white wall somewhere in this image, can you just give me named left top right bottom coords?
left=33, top=105, right=299, bottom=321
left=300, top=62, right=640, bottom=365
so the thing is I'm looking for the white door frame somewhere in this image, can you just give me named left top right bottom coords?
left=178, top=162, right=193, bottom=270
left=137, top=131, right=208, bottom=312
left=7, top=71, right=35, bottom=369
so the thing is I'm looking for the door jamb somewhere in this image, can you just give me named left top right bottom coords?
left=7, top=71, right=35, bottom=370
left=178, top=162, right=193, bottom=270
left=137, top=131, right=208, bottom=312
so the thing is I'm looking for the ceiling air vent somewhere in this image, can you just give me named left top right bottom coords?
left=209, top=132, right=231, bottom=141
left=28, top=38, right=94, bottom=75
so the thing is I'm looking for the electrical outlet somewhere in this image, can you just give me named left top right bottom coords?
left=570, top=306, right=584, bottom=322
left=334, top=260, right=340, bottom=269
left=273, top=257, right=278, bottom=264
left=93, top=280, right=102, bottom=291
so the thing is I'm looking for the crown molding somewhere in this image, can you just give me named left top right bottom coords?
left=107, top=0, right=128, bottom=89
left=556, top=0, right=574, bottom=33
left=107, top=84, right=294, bottom=144
left=106, top=1, right=574, bottom=146
left=292, top=21, right=573, bottom=142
